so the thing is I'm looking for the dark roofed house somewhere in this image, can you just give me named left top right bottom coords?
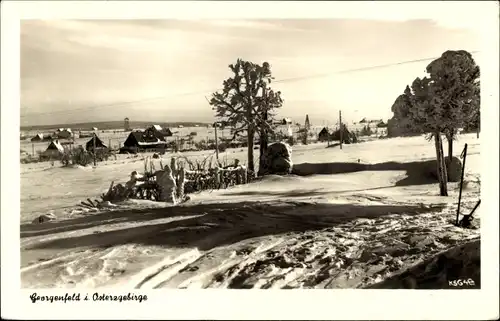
left=318, top=127, right=331, bottom=142
left=44, top=139, right=65, bottom=157
left=376, top=120, right=387, bottom=128
left=31, top=133, right=44, bottom=142
left=86, top=135, right=107, bottom=152
left=145, top=125, right=173, bottom=140
left=121, top=130, right=167, bottom=153
left=281, top=118, right=292, bottom=125
left=55, top=128, right=73, bottom=139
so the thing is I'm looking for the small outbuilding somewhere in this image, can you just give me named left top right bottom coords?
left=31, top=133, right=44, bottom=142
left=86, top=135, right=107, bottom=152
left=55, top=128, right=73, bottom=139
left=44, top=140, right=65, bottom=156
left=330, top=125, right=358, bottom=144
left=317, top=127, right=331, bottom=142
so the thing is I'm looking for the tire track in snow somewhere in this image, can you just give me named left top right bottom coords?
left=21, top=248, right=103, bottom=273
left=133, top=249, right=202, bottom=289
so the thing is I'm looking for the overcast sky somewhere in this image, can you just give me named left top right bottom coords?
left=20, top=18, right=481, bottom=126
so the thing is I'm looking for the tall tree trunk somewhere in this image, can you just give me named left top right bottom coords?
left=258, top=132, right=268, bottom=176
left=247, top=126, right=255, bottom=177
left=434, top=132, right=448, bottom=196
left=440, top=134, right=448, bottom=190
left=258, top=111, right=269, bottom=177
left=446, top=133, right=453, bottom=166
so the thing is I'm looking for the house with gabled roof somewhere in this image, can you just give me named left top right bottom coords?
left=318, top=127, right=331, bottom=142
left=31, top=133, right=44, bottom=142
left=55, top=128, right=73, bottom=139
left=44, top=139, right=65, bottom=157
left=121, top=130, right=167, bottom=153
left=145, top=125, right=173, bottom=140
left=86, top=134, right=107, bottom=152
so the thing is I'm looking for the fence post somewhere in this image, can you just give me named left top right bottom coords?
left=240, top=166, right=247, bottom=184
left=236, top=167, right=241, bottom=185
left=214, top=167, right=220, bottom=187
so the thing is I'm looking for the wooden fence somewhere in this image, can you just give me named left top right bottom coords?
left=183, top=165, right=249, bottom=194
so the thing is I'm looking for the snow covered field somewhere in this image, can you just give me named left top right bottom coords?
left=20, top=133, right=481, bottom=289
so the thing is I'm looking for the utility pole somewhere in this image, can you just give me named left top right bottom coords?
left=339, top=110, right=343, bottom=150
left=327, top=129, right=330, bottom=147
left=93, top=132, right=97, bottom=166
left=214, top=122, right=219, bottom=165
left=32, top=143, right=34, bottom=156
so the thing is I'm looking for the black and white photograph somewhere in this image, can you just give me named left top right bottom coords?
left=2, top=1, right=498, bottom=320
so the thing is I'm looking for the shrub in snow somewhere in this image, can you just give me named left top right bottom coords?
left=259, top=142, right=293, bottom=176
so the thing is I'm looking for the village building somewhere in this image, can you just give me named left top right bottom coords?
left=317, top=127, right=331, bottom=142
left=121, top=130, right=167, bottom=153
left=271, top=118, right=293, bottom=138
left=124, top=117, right=131, bottom=131
left=330, top=126, right=358, bottom=144
left=55, top=128, right=73, bottom=139
left=31, top=133, right=52, bottom=142
left=43, top=140, right=65, bottom=157
left=30, top=133, right=44, bottom=142
left=85, top=135, right=107, bottom=152
left=144, top=125, right=173, bottom=141
left=280, top=118, right=292, bottom=125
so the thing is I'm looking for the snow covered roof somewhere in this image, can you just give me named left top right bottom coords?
left=125, top=131, right=168, bottom=147
left=137, top=138, right=166, bottom=146
left=152, top=125, right=163, bottom=131
left=46, top=140, right=64, bottom=153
